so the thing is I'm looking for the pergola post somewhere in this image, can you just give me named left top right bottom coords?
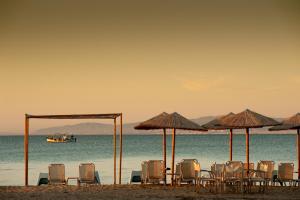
left=24, top=115, right=29, bottom=186
left=163, top=128, right=167, bottom=184
left=171, top=128, right=176, bottom=186
left=297, top=129, right=300, bottom=179
left=229, top=129, right=233, bottom=161
left=113, top=118, right=117, bottom=184
left=119, top=113, right=123, bottom=184
left=245, top=128, right=250, bottom=173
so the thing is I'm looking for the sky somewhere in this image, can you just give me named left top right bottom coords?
left=0, top=0, right=300, bottom=132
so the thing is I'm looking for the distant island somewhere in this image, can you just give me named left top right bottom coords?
left=32, top=116, right=289, bottom=135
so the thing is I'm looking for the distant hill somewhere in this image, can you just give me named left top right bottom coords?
left=33, top=116, right=288, bottom=135
left=34, top=116, right=216, bottom=135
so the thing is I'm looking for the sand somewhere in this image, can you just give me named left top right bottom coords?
left=1, top=185, right=300, bottom=200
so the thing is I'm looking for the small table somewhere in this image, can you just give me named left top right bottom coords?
left=67, top=177, right=79, bottom=186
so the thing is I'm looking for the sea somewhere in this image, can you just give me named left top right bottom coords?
left=0, top=134, right=297, bottom=186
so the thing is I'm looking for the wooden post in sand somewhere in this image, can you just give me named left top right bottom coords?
left=113, top=118, right=117, bottom=184
left=245, top=128, right=250, bottom=173
left=24, top=115, right=29, bottom=186
left=163, top=128, right=167, bottom=184
left=229, top=129, right=233, bottom=161
left=297, top=129, right=300, bottom=179
left=119, top=113, right=123, bottom=184
left=171, top=128, right=176, bottom=185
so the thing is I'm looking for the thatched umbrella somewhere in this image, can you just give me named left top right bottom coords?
left=269, top=113, right=300, bottom=178
left=135, top=112, right=207, bottom=185
left=202, top=112, right=235, bottom=161
left=135, top=112, right=169, bottom=183
left=217, top=109, right=279, bottom=173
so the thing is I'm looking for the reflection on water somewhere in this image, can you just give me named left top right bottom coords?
left=0, top=134, right=296, bottom=185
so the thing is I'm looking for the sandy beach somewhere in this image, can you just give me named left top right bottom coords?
left=1, top=185, right=300, bottom=200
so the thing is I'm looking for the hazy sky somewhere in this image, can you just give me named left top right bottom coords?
left=0, top=0, right=300, bottom=132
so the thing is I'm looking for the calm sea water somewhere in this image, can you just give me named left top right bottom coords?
left=0, top=134, right=297, bottom=186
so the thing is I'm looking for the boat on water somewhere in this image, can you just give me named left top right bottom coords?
left=46, top=134, right=77, bottom=143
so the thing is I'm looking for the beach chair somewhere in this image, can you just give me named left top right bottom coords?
left=257, top=160, right=274, bottom=186
left=78, top=163, right=100, bottom=185
left=199, top=163, right=225, bottom=192
left=130, top=170, right=142, bottom=184
left=223, top=161, right=244, bottom=192
left=147, top=160, right=164, bottom=184
left=141, top=161, right=148, bottom=184
left=48, top=164, right=66, bottom=185
left=141, top=160, right=164, bottom=184
left=176, top=159, right=200, bottom=185
left=277, top=163, right=295, bottom=186
left=248, top=161, right=274, bottom=192
left=243, top=163, right=255, bottom=178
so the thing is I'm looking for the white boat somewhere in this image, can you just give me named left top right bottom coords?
left=46, top=134, right=76, bottom=143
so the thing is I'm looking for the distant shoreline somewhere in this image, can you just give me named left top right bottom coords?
left=0, top=132, right=296, bottom=136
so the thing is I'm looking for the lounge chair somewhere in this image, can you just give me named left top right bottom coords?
left=141, top=161, right=148, bottom=184
left=257, top=160, right=274, bottom=186
left=199, top=163, right=225, bottom=192
left=277, top=163, right=295, bottom=186
left=48, top=164, right=66, bottom=185
left=223, top=161, right=244, bottom=192
left=78, top=163, right=100, bottom=185
left=141, top=160, right=164, bottom=184
left=130, top=170, right=142, bottom=184
left=176, top=159, right=200, bottom=185
left=243, top=163, right=254, bottom=178
left=248, top=160, right=274, bottom=192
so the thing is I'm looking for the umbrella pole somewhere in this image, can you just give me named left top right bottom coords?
left=246, top=128, right=250, bottom=174
left=163, top=128, right=167, bottom=184
left=24, top=116, right=29, bottom=186
left=113, top=118, right=116, bottom=184
left=297, top=129, right=300, bottom=179
left=171, top=128, right=176, bottom=186
left=229, top=129, right=233, bottom=161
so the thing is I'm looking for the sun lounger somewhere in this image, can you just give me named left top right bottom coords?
left=277, top=163, right=295, bottom=186
left=141, top=161, right=148, bottom=184
left=130, top=170, right=142, bottom=184
left=243, top=162, right=255, bottom=178
left=37, top=173, right=49, bottom=186
left=176, top=159, right=200, bottom=185
left=141, top=160, right=164, bottom=184
left=78, top=163, right=100, bottom=185
left=247, top=160, right=274, bottom=192
left=198, top=163, right=225, bottom=192
left=223, top=161, right=244, bottom=192
left=48, top=164, right=66, bottom=185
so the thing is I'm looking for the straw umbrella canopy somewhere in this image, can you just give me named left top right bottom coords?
left=135, top=112, right=207, bottom=185
left=269, top=113, right=300, bottom=178
left=202, top=112, right=235, bottom=161
left=217, top=109, right=279, bottom=172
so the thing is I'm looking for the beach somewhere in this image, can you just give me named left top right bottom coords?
left=1, top=185, right=300, bottom=200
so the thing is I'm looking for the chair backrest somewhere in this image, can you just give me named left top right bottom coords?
left=257, top=160, right=275, bottom=179
left=147, top=160, right=164, bottom=179
left=211, top=163, right=225, bottom=179
left=141, top=161, right=148, bottom=181
left=224, top=161, right=243, bottom=179
left=278, top=163, right=294, bottom=180
left=243, top=162, right=254, bottom=177
left=79, top=163, right=95, bottom=182
left=180, top=159, right=200, bottom=179
left=175, top=163, right=181, bottom=178
left=48, top=164, right=65, bottom=184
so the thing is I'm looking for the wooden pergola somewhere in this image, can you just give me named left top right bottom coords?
left=24, top=113, right=123, bottom=186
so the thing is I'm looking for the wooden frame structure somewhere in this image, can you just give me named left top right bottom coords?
left=24, top=113, right=123, bottom=186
